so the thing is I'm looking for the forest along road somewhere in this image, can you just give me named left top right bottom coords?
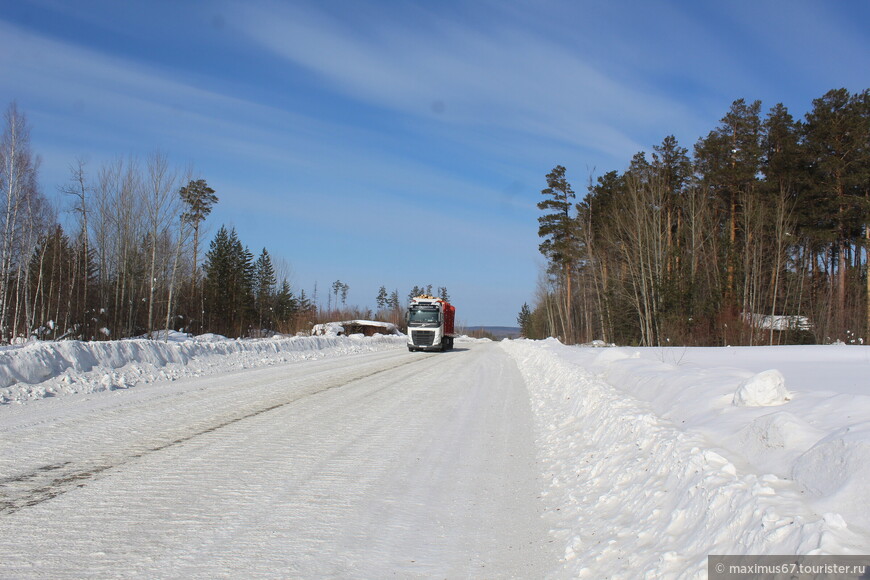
left=0, top=341, right=557, bottom=578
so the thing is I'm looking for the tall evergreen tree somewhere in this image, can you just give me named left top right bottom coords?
left=651, top=135, right=692, bottom=277
left=274, top=278, right=297, bottom=328
left=203, top=226, right=254, bottom=336
left=388, top=289, right=400, bottom=310
left=537, top=165, right=581, bottom=341
left=202, top=225, right=232, bottom=335
left=694, top=99, right=763, bottom=307
left=297, top=289, right=314, bottom=317
left=253, top=248, right=276, bottom=330
left=375, top=286, right=388, bottom=311
left=178, top=179, right=217, bottom=334
left=802, top=89, right=870, bottom=326
left=763, top=104, right=804, bottom=198
left=330, top=280, right=349, bottom=310
left=517, top=302, right=532, bottom=337
left=179, top=179, right=217, bottom=282
left=756, top=103, right=806, bottom=343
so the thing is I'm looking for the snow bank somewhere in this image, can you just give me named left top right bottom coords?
left=576, top=345, right=870, bottom=535
left=733, top=369, right=790, bottom=407
left=501, top=339, right=869, bottom=578
left=0, top=333, right=406, bottom=404
left=734, top=411, right=826, bottom=476
left=793, top=423, right=870, bottom=530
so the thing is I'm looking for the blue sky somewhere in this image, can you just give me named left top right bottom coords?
left=1, top=0, right=867, bottom=326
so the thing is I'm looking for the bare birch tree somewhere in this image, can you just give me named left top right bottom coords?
left=0, top=103, right=42, bottom=342
left=143, top=152, right=178, bottom=335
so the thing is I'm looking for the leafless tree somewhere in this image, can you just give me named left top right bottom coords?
left=0, top=103, right=43, bottom=342
left=143, top=152, right=179, bottom=335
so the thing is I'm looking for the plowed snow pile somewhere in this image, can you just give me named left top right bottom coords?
left=501, top=339, right=870, bottom=578
left=0, top=332, right=406, bottom=404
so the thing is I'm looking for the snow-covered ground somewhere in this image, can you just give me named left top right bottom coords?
left=501, top=339, right=870, bottom=578
left=0, top=331, right=406, bottom=404
left=2, top=334, right=869, bottom=578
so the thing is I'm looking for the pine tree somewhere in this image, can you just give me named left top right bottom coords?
left=517, top=302, right=532, bottom=337
left=297, top=289, right=314, bottom=316
left=803, top=89, right=870, bottom=332
left=179, top=179, right=217, bottom=281
left=253, top=248, right=277, bottom=330
left=376, top=286, right=388, bottom=311
left=763, top=104, right=804, bottom=196
left=203, top=226, right=254, bottom=336
left=651, top=135, right=692, bottom=279
left=694, top=99, right=763, bottom=308
left=274, top=279, right=298, bottom=328
left=203, top=226, right=232, bottom=335
left=179, top=179, right=217, bottom=334
left=537, top=165, right=581, bottom=342
left=238, top=243, right=255, bottom=333
left=330, top=280, right=349, bottom=311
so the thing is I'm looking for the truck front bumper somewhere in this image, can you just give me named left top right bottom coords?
left=408, top=329, right=443, bottom=350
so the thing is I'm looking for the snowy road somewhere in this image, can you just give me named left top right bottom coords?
left=1, top=342, right=556, bottom=578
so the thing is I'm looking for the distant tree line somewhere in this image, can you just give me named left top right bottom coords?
left=522, top=88, right=870, bottom=346
left=0, top=102, right=316, bottom=343
left=0, top=101, right=456, bottom=343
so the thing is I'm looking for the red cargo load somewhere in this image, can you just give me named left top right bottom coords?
left=441, top=301, right=455, bottom=335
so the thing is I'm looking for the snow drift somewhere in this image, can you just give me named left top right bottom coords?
left=0, top=332, right=406, bottom=404
left=501, top=339, right=870, bottom=578
left=733, top=369, right=790, bottom=407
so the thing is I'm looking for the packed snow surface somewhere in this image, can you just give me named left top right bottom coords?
left=1, top=338, right=553, bottom=578
left=2, top=335, right=869, bottom=578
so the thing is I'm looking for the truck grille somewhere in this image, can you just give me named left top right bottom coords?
left=412, top=330, right=435, bottom=346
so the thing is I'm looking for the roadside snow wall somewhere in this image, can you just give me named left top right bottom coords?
left=1, top=334, right=406, bottom=404
left=501, top=339, right=864, bottom=579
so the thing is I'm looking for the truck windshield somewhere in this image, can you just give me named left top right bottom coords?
left=408, top=308, right=440, bottom=324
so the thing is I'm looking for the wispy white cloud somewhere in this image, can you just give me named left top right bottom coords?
left=0, top=17, right=526, bottom=208
left=228, top=0, right=700, bottom=161
left=1, top=17, right=422, bottom=161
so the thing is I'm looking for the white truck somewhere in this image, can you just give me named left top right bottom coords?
left=406, top=296, right=457, bottom=352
